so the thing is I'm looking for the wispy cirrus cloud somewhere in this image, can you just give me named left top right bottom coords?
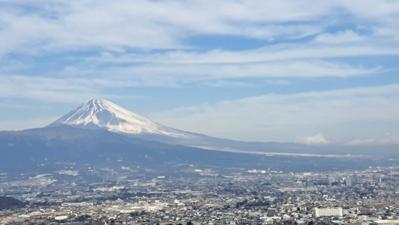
left=0, top=75, right=154, bottom=103
left=0, top=59, right=374, bottom=101
left=0, top=75, right=105, bottom=103
left=0, top=0, right=397, bottom=86
left=0, top=0, right=398, bottom=55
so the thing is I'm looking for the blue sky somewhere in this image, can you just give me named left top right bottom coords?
left=0, top=0, right=399, bottom=145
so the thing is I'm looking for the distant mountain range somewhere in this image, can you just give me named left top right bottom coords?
left=0, top=99, right=398, bottom=172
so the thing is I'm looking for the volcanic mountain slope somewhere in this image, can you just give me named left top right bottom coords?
left=0, top=99, right=279, bottom=171
left=0, top=98, right=397, bottom=172
left=0, top=124, right=380, bottom=172
left=44, top=99, right=323, bottom=152
left=46, top=98, right=251, bottom=149
left=49, top=98, right=188, bottom=137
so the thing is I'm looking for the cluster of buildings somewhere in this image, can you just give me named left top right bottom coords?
left=1, top=164, right=399, bottom=224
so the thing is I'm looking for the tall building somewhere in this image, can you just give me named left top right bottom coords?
left=345, top=176, right=353, bottom=187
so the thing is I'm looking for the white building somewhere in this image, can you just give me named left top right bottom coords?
left=345, top=176, right=353, bottom=186
left=374, top=220, right=399, bottom=225
left=314, top=207, right=343, bottom=218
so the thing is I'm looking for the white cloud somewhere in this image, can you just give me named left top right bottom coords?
left=0, top=0, right=396, bottom=86
left=124, top=60, right=378, bottom=79
left=61, top=43, right=391, bottom=84
left=86, top=39, right=399, bottom=65
left=296, top=133, right=330, bottom=145
left=70, top=36, right=397, bottom=83
left=0, top=75, right=114, bottom=103
left=150, top=84, right=399, bottom=143
left=0, top=0, right=398, bottom=56
left=348, top=134, right=399, bottom=146
left=0, top=75, right=154, bottom=103
left=314, top=30, right=365, bottom=44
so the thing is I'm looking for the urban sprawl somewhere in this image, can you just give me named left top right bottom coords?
left=1, top=165, right=399, bottom=225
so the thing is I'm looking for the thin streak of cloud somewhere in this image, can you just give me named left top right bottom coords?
left=0, top=0, right=398, bottom=56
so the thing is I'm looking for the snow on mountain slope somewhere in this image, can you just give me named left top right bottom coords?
left=49, top=98, right=185, bottom=137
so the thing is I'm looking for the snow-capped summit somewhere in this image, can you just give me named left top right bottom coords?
left=49, top=98, right=181, bottom=136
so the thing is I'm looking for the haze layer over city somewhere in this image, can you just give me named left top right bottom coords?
left=0, top=1, right=398, bottom=225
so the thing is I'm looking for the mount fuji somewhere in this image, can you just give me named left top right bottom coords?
left=0, top=98, right=396, bottom=172
left=0, top=98, right=271, bottom=172
left=46, top=98, right=253, bottom=150
left=49, top=98, right=188, bottom=137
left=46, top=98, right=225, bottom=147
